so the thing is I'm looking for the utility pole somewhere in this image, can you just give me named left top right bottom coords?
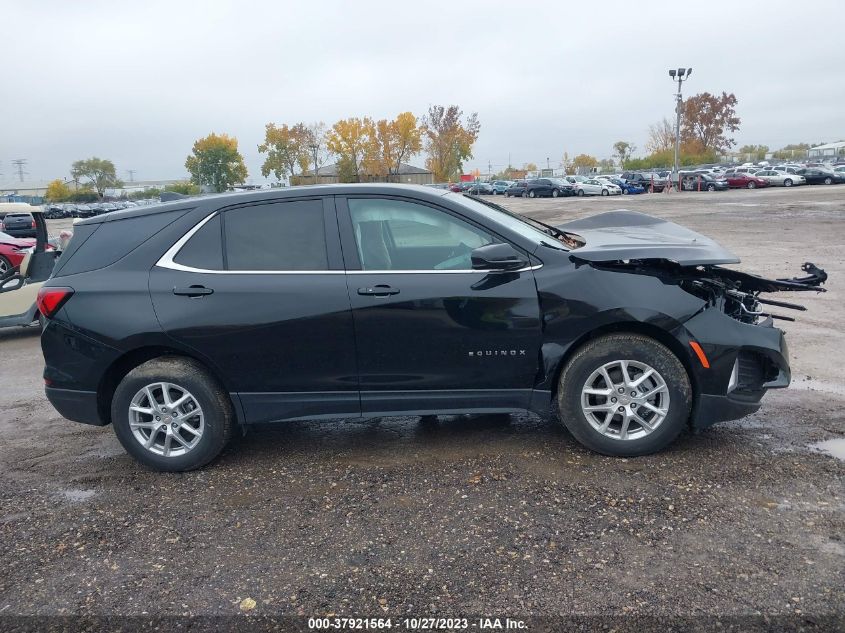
left=127, top=169, right=136, bottom=182
left=11, top=159, right=28, bottom=182
left=668, top=67, right=692, bottom=176
left=488, top=160, right=492, bottom=180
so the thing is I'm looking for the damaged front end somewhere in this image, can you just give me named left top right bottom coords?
left=556, top=210, right=828, bottom=428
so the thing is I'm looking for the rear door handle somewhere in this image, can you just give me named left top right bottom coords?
left=358, top=284, right=399, bottom=297
left=173, top=285, right=213, bottom=297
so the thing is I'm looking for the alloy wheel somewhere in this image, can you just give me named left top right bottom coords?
left=580, top=360, right=670, bottom=441
left=129, top=382, right=205, bottom=457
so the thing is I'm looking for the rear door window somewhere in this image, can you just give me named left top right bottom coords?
left=174, top=214, right=223, bottom=270
left=224, top=199, right=328, bottom=271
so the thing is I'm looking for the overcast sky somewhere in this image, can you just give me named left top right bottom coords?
left=3, top=0, right=843, bottom=184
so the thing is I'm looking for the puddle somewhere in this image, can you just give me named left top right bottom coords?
left=809, top=439, right=845, bottom=462
left=60, top=488, right=97, bottom=502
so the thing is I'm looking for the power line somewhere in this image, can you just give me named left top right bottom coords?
left=11, top=159, right=28, bottom=182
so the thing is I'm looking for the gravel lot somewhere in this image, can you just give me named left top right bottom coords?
left=0, top=186, right=843, bottom=626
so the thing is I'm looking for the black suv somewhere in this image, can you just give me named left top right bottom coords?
left=621, top=172, right=665, bottom=192
left=40, top=185, right=824, bottom=471
left=0, top=209, right=36, bottom=238
left=524, top=178, right=574, bottom=199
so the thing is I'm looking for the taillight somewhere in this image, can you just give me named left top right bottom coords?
left=36, top=286, right=74, bottom=318
left=32, top=220, right=36, bottom=228
left=0, top=222, right=4, bottom=230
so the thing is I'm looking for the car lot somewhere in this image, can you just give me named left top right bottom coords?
left=0, top=186, right=843, bottom=621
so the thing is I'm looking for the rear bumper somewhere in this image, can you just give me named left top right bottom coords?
left=45, top=387, right=104, bottom=426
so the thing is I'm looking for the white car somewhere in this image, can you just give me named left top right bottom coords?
left=754, top=170, right=806, bottom=187
left=576, top=178, right=623, bottom=196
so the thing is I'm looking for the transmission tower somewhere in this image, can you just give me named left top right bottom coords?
left=127, top=169, right=137, bottom=182
left=11, top=159, right=28, bottom=182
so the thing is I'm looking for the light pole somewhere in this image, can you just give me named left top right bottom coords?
left=309, top=143, right=320, bottom=185
left=669, top=67, right=692, bottom=177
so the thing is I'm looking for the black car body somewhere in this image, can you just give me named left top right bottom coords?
left=40, top=185, right=826, bottom=471
left=504, top=181, right=527, bottom=197
left=680, top=173, right=729, bottom=192
left=621, top=172, right=665, bottom=192
left=465, top=182, right=494, bottom=195
left=524, top=178, right=575, bottom=199
left=797, top=168, right=843, bottom=185
left=0, top=210, right=36, bottom=238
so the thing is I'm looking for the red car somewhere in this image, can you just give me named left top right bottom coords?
left=725, top=172, right=769, bottom=189
left=0, top=232, right=54, bottom=276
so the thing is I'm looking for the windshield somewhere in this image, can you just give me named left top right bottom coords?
left=447, top=193, right=570, bottom=250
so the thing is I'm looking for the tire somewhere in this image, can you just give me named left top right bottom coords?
left=0, top=255, right=11, bottom=276
left=784, top=178, right=793, bottom=187
left=552, top=189, right=560, bottom=198
left=707, top=184, right=716, bottom=192
left=111, top=357, right=234, bottom=472
left=577, top=189, right=585, bottom=197
left=824, top=177, right=832, bottom=185
left=747, top=181, right=756, bottom=189
left=504, top=192, right=510, bottom=197
left=528, top=190, right=536, bottom=198
left=622, top=189, right=629, bottom=195
left=601, top=189, right=609, bottom=196
left=555, top=333, right=692, bottom=457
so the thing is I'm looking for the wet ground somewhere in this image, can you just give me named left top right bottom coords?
left=0, top=186, right=842, bottom=623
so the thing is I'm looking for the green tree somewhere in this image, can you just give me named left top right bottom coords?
left=70, top=157, right=122, bottom=198
left=258, top=122, right=310, bottom=182
left=738, top=145, right=769, bottom=161
left=422, top=105, right=480, bottom=182
left=612, top=141, right=635, bottom=167
left=45, top=179, right=72, bottom=202
left=598, top=158, right=616, bottom=173
left=165, top=181, right=200, bottom=195
left=185, top=133, right=248, bottom=193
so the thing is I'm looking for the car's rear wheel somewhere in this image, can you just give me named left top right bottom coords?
left=552, top=189, right=560, bottom=198
left=577, top=189, right=585, bottom=197
left=747, top=181, right=756, bottom=189
left=784, top=178, right=793, bottom=187
left=528, top=190, right=536, bottom=198
left=111, top=357, right=234, bottom=471
left=556, top=334, right=691, bottom=457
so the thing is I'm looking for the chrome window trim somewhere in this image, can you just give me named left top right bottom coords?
left=156, top=211, right=542, bottom=275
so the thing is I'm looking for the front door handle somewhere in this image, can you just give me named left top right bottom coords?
left=173, top=285, right=214, bottom=297
left=358, top=284, right=399, bottom=297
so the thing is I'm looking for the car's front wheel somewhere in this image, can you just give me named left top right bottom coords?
left=577, top=189, right=585, bottom=197
left=111, top=357, right=234, bottom=471
left=601, top=189, right=609, bottom=196
left=556, top=334, right=692, bottom=457
left=747, top=181, right=756, bottom=189
left=528, top=190, right=536, bottom=198
left=784, top=178, right=793, bottom=187
left=707, top=184, right=716, bottom=192
left=0, top=255, right=11, bottom=276
left=552, top=189, right=560, bottom=198
left=824, top=177, right=833, bottom=185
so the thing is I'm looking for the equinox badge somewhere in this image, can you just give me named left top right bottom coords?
left=468, top=349, right=527, bottom=357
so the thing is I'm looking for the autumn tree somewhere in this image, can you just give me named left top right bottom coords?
left=422, top=105, right=480, bottom=182
left=326, top=117, right=375, bottom=182
left=739, top=145, right=769, bottom=161
left=367, top=112, right=423, bottom=181
left=524, top=162, right=538, bottom=172
left=45, top=179, right=72, bottom=202
left=647, top=118, right=675, bottom=153
left=185, top=133, right=248, bottom=193
left=571, top=154, right=598, bottom=172
left=302, top=122, right=329, bottom=183
left=681, top=92, right=740, bottom=154
left=70, top=157, right=122, bottom=198
left=258, top=122, right=310, bottom=182
left=612, top=141, right=635, bottom=167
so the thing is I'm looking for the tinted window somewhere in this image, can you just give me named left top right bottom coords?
left=348, top=198, right=494, bottom=271
left=174, top=214, right=223, bottom=270
left=225, top=199, right=327, bottom=271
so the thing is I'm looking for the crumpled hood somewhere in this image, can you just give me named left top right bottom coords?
left=557, top=209, right=740, bottom=266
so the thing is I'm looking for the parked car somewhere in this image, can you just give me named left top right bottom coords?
left=521, top=178, right=572, bottom=198
left=575, top=178, right=622, bottom=196
left=621, top=172, right=665, bottom=192
left=504, top=181, right=528, bottom=197
left=38, top=185, right=827, bottom=470
left=490, top=181, right=513, bottom=195
left=563, top=175, right=588, bottom=186
left=679, top=173, right=729, bottom=192
left=465, top=182, right=494, bottom=195
left=0, top=204, right=37, bottom=238
left=0, top=231, right=56, bottom=275
left=0, top=207, right=61, bottom=328
left=75, top=204, right=95, bottom=218
left=724, top=172, right=769, bottom=189
left=796, top=168, right=843, bottom=185
left=754, top=170, right=806, bottom=187
left=607, top=178, right=645, bottom=194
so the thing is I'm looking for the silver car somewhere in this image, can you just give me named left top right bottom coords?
left=754, top=170, right=806, bottom=187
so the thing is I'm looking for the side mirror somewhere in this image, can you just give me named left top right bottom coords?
left=0, top=275, right=24, bottom=293
left=471, top=243, right=529, bottom=272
